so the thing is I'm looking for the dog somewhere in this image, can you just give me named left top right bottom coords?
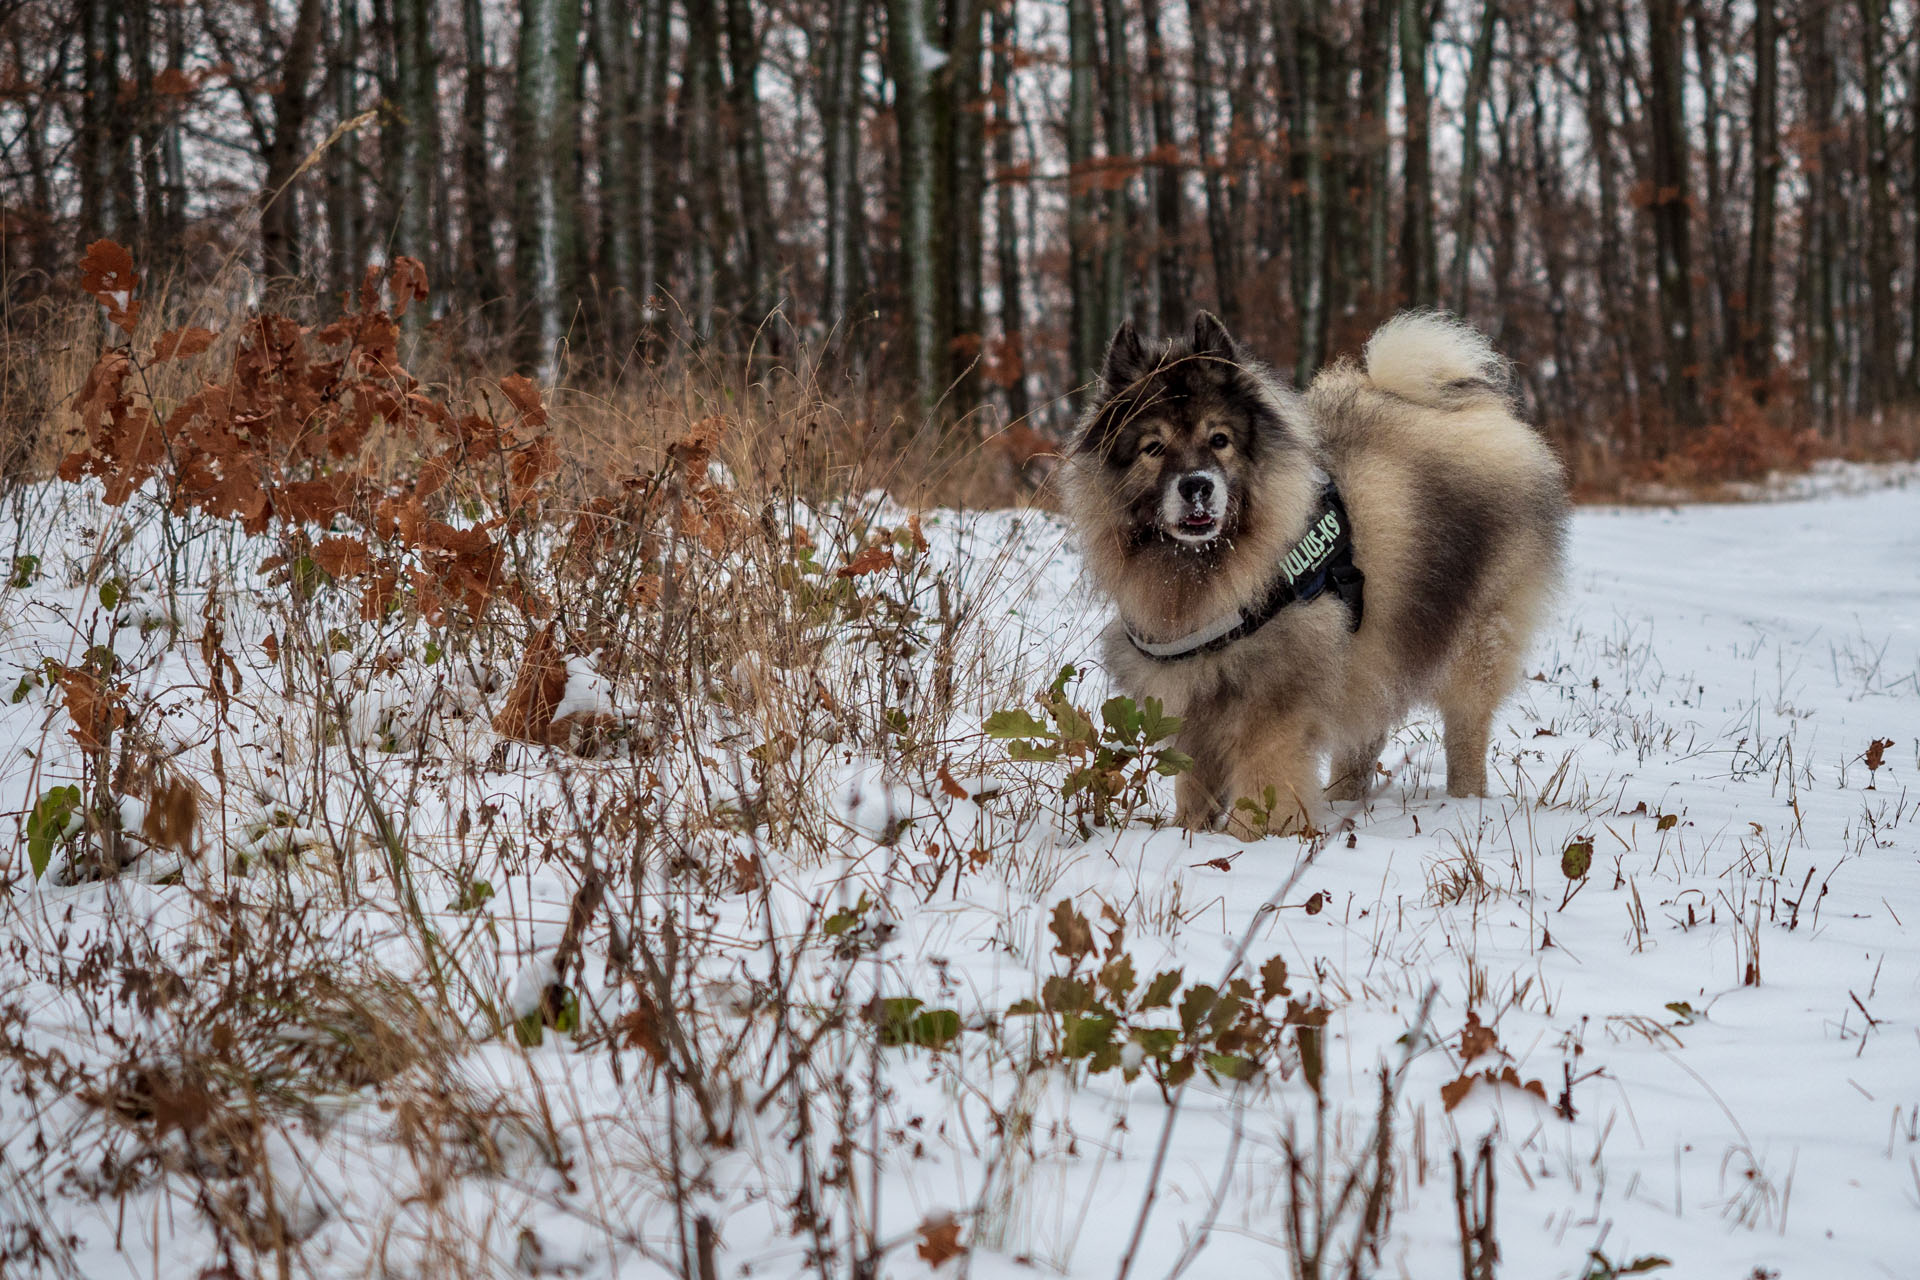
left=1061, top=311, right=1568, bottom=838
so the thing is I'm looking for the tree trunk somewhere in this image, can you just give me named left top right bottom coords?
left=1282, top=0, right=1328, bottom=382
left=634, top=0, right=668, bottom=346
left=1396, top=0, right=1436, bottom=309
left=1139, top=0, right=1186, bottom=333
left=991, top=0, right=1029, bottom=422
left=1798, top=3, right=1839, bottom=429
left=822, top=0, right=868, bottom=332
left=589, top=0, right=637, bottom=354
left=1099, top=0, right=1133, bottom=342
left=123, top=0, right=165, bottom=259
left=683, top=0, right=724, bottom=339
left=262, top=0, right=327, bottom=283
left=888, top=0, right=940, bottom=414
left=1742, top=0, right=1778, bottom=389
left=1445, top=0, right=1498, bottom=317
left=1066, top=0, right=1101, bottom=401
left=1185, top=0, right=1240, bottom=327
left=1360, top=0, right=1393, bottom=305
left=77, top=0, right=121, bottom=244
left=1646, top=0, right=1702, bottom=434
left=514, top=0, right=581, bottom=377
left=725, top=0, right=779, bottom=336
left=1860, top=0, right=1897, bottom=408
left=1687, top=0, right=1733, bottom=384
left=1570, top=0, right=1643, bottom=438
left=326, top=0, right=362, bottom=305
left=463, top=0, right=505, bottom=316
left=392, top=0, right=438, bottom=274
left=945, top=0, right=986, bottom=412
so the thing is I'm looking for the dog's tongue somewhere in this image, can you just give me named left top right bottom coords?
left=1181, top=512, right=1215, bottom=529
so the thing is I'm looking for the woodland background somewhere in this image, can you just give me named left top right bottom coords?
left=5, top=0, right=1920, bottom=488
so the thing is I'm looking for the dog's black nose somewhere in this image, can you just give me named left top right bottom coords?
left=1177, top=474, right=1215, bottom=507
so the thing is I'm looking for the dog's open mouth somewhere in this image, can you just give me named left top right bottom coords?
left=1170, top=510, right=1221, bottom=542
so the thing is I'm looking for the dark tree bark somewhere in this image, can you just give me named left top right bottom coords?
left=1446, top=0, right=1499, bottom=317
left=326, top=0, right=362, bottom=305
left=77, top=0, right=122, bottom=244
left=514, top=0, right=581, bottom=376
left=1066, top=0, right=1101, bottom=400
left=1281, top=0, right=1329, bottom=382
left=683, top=0, right=725, bottom=339
left=1359, top=0, right=1394, bottom=305
left=888, top=0, right=939, bottom=411
left=1185, top=0, right=1240, bottom=327
left=589, top=0, right=637, bottom=352
left=991, top=0, right=1029, bottom=422
left=261, top=0, right=327, bottom=282
left=822, top=0, right=868, bottom=332
left=1687, top=0, right=1733, bottom=382
left=944, top=0, right=987, bottom=413
left=463, top=0, right=505, bottom=315
left=1860, top=0, right=1897, bottom=407
left=1646, top=0, right=1703, bottom=433
left=1742, top=0, right=1779, bottom=388
left=1098, top=0, right=1133, bottom=342
left=1397, top=0, right=1436, bottom=309
left=1139, top=0, right=1187, bottom=333
left=724, top=0, right=779, bottom=335
left=634, top=0, right=668, bottom=344
left=1798, top=3, right=1840, bottom=427
left=392, top=0, right=437, bottom=271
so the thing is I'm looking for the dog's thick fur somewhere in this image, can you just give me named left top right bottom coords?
left=1063, top=311, right=1568, bottom=838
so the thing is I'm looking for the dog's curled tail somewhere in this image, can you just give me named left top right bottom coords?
left=1363, top=311, right=1510, bottom=409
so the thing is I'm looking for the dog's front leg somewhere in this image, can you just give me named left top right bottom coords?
left=1222, top=722, right=1319, bottom=840
left=1174, top=769, right=1222, bottom=831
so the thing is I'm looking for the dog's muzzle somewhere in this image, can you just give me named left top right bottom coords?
left=1164, top=469, right=1228, bottom=543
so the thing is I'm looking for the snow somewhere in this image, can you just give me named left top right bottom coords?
left=1, top=470, right=1917, bottom=1277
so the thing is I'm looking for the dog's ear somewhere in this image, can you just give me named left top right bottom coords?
left=1189, top=311, right=1240, bottom=363
left=1103, top=320, right=1150, bottom=389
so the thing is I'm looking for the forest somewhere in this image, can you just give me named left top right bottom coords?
left=6, top=0, right=1920, bottom=488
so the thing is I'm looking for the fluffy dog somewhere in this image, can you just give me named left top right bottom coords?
left=1062, top=311, right=1568, bottom=838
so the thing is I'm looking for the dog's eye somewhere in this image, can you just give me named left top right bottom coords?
left=1139, top=439, right=1164, bottom=458
left=1209, top=432, right=1231, bottom=451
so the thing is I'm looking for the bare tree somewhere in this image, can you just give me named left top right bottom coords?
left=514, top=0, right=581, bottom=376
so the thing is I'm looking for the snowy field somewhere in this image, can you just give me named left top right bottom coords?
left=1, top=466, right=1917, bottom=1279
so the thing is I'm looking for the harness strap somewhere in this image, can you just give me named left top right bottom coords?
left=1125, top=481, right=1365, bottom=663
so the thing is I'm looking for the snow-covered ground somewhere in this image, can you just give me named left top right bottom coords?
left=1, top=468, right=1916, bottom=1278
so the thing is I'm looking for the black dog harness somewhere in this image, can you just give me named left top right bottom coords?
left=1125, top=481, right=1365, bottom=662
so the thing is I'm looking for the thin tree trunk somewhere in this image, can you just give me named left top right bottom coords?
left=161, top=3, right=187, bottom=260
left=946, top=0, right=986, bottom=412
left=725, top=0, right=779, bottom=336
left=514, top=0, right=581, bottom=377
left=1799, top=3, right=1838, bottom=429
left=1066, top=0, right=1101, bottom=399
left=327, top=0, right=362, bottom=305
left=822, top=0, right=868, bottom=333
left=1282, top=0, right=1328, bottom=381
left=683, top=0, right=724, bottom=340
left=1360, top=0, right=1393, bottom=305
left=1139, top=0, right=1186, bottom=333
left=1688, top=0, right=1732, bottom=383
left=1185, top=0, right=1240, bottom=327
left=262, top=0, right=327, bottom=283
left=1570, top=0, right=1642, bottom=439
left=991, top=0, right=1029, bottom=421
left=589, top=0, right=637, bottom=354
left=1645, top=0, right=1703, bottom=435
left=123, top=0, right=164, bottom=259
left=78, top=0, right=120, bottom=244
left=888, top=0, right=940, bottom=414
left=463, top=0, right=505, bottom=316
left=1397, top=0, right=1435, bottom=309
left=1445, top=0, right=1498, bottom=317
left=1742, top=0, right=1778, bottom=389
left=634, top=0, right=667, bottom=346
left=1860, top=0, right=1897, bottom=408
left=1099, top=0, right=1133, bottom=341
left=1910, top=21, right=1920, bottom=393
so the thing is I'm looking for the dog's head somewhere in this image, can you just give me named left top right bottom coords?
left=1072, top=313, right=1304, bottom=550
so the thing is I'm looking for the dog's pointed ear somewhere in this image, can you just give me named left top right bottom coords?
left=1190, top=311, right=1240, bottom=363
left=1103, top=320, right=1149, bottom=389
